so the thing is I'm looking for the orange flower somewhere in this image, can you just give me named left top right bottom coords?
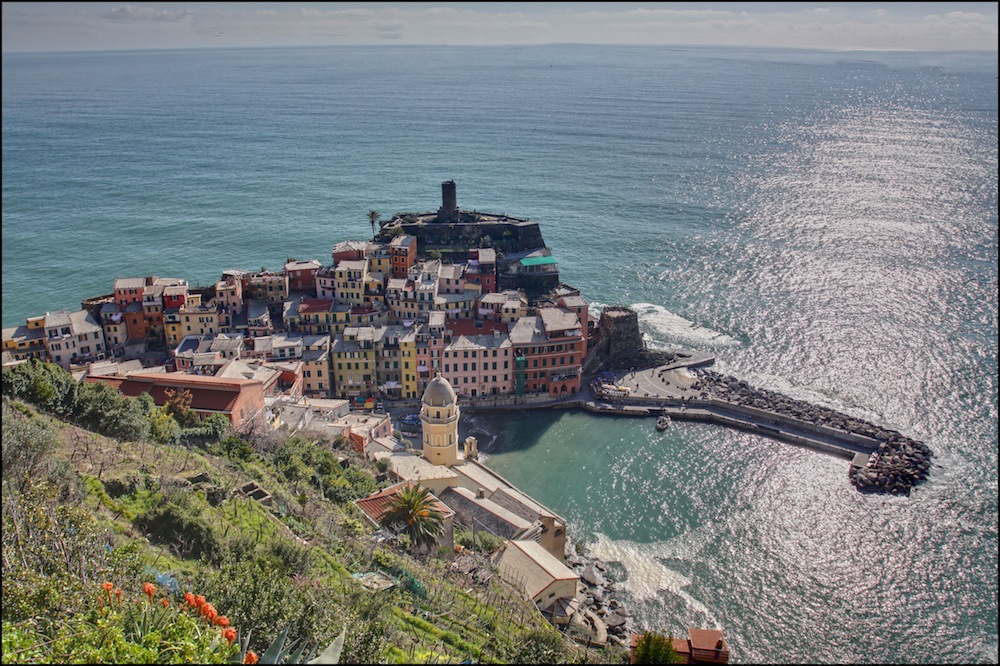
left=194, top=594, right=206, bottom=608
left=142, top=582, right=156, bottom=601
left=161, top=598, right=169, bottom=608
left=222, top=627, right=237, bottom=645
left=101, top=582, right=114, bottom=593
left=115, top=588, right=123, bottom=604
left=244, top=650, right=258, bottom=665
left=215, top=615, right=230, bottom=628
left=184, top=592, right=195, bottom=607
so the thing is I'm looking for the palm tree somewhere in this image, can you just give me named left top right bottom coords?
left=368, top=210, right=380, bottom=239
left=379, top=484, right=444, bottom=553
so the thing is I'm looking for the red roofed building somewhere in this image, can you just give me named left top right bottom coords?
left=445, top=317, right=508, bottom=338
left=353, top=480, right=454, bottom=549
left=86, top=371, right=266, bottom=432
left=630, top=629, right=730, bottom=665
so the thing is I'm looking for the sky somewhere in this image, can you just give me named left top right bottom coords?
left=1, top=2, right=997, bottom=53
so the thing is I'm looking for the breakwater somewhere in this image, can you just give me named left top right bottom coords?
left=690, top=370, right=933, bottom=496
left=442, top=364, right=933, bottom=497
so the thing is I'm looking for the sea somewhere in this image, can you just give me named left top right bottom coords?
left=2, top=45, right=997, bottom=664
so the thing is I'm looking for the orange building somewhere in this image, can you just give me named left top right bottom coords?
left=88, top=371, right=266, bottom=432
left=389, top=234, right=417, bottom=279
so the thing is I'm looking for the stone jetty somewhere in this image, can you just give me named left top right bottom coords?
left=692, top=369, right=933, bottom=496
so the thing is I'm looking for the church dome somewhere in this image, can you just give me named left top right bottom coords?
left=423, top=374, right=457, bottom=407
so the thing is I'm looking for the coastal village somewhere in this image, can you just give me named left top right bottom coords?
left=5, top=181, right=736, bottom=659
left=3, top=182, right=932, bottom=660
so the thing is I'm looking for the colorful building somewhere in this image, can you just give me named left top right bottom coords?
left=284, top=259, right=322, bottom=293
left=389, top=234, right=417, bottom=278
left=41, top=309, right=106, bottom=369
left=331, top=326, right=378, bottom=399
left=508, top=307, right=586, bottom=396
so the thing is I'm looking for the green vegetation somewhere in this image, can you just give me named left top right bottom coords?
left=1, top=361, right=618, bottom=663
left=378, top=484, right=445, bottom=554
left=631, top=631, right=684, bottom=664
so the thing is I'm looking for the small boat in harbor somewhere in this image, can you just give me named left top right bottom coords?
left=398, top=413, right=422, bottom=427
left=656, top=415, right=671, bottom=430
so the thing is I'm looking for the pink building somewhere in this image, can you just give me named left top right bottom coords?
left=439, top=318, right=512, bottom=397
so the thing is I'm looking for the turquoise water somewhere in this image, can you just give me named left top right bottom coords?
left=3, top=45, right=997, bottom=663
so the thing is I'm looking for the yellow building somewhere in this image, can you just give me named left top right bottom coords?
left=421, top=374, right=461, bottom=467
left=365, top=242, right=392, bottom=276
left=179, top=301, right=221, bottom=338
left=248, top=271, right=289, bottom=305
left=399, top=330, right=419, bottom=399
left=331, top=326, right=377, bottom=399
left=1, top=315, right=47, bottom=361
left=334, top=259, right=368, bottom=307
left=300, top=335, right=331, bottom=396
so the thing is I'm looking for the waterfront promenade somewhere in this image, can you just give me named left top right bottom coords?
left=383, top=360, right=881, bottom=463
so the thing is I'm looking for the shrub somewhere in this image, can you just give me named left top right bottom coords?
left=134, top=492, right=222, bottom=560
left=1, top=400, right=59, bottom=489
left=632, top=631, right=684, bottom=664
left=195, top=556, right=341, bottom=655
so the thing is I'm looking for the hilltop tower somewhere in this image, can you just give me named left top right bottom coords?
left=437, top=180, right=459, bottom=222
left=421, top=373, right=460, bottom=466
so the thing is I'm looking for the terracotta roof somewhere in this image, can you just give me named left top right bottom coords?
left=446, top=318, right=508, bottom=337
left=122, top=381, right=240, bottom=413
left=354, top=480, right=453, bottom=527
left=688, top=628, right=726, bottom=652
left=298, top=298, right=335, bottom=313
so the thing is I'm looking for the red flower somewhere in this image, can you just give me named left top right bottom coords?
left=244, top=650, right=259, bottom=665
left=115, top=588, right=123, bottom=604
left=215, top=615, right=230, bottom=628
left=184, top=592, right=195, bottom=607
left=194, top=594, right=207, bottom=608
left=101, top=582, right=114, bottom=593
left=201, top=603, right=218, bottom=623
left=222, top=627, right=237, bottom=645
left=161, top=598, right=169, bottom=608
left=142, top=582, right=156, bottom=601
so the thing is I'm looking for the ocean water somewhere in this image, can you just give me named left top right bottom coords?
left=3, top=45, right=997, bottom=663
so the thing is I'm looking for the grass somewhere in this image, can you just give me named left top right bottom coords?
left=20, top=410, right=621, bottom=664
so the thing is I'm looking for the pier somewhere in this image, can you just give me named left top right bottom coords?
left=390, top=357, right=929, bottom=496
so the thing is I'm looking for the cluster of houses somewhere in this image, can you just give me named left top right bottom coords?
left=3, top=226, right=592, bottom=435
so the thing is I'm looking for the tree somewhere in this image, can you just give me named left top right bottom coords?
left=367, top=210, right=380, bottom=239
left=378, top=484, right=444, bottom=554
left=632, top=631, right=684, bottom=664
left=164, top=387, right=200, bottom=427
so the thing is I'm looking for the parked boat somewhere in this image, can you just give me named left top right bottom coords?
left=656, top=415, right=671, bottom=430
left=398, top=413, right=422, bottom=426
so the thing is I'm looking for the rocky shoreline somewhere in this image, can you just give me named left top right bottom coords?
left=692, top=369, right=933, bottom=496
left=564, top=538, right=635, bottom=648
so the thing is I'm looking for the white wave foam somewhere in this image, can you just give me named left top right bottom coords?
left=631, top=302, right=740, bottom=348
left=588, top=532, right=720, bottom=629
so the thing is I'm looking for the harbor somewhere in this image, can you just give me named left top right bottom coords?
left=379, top=351, right=931, bottom=497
